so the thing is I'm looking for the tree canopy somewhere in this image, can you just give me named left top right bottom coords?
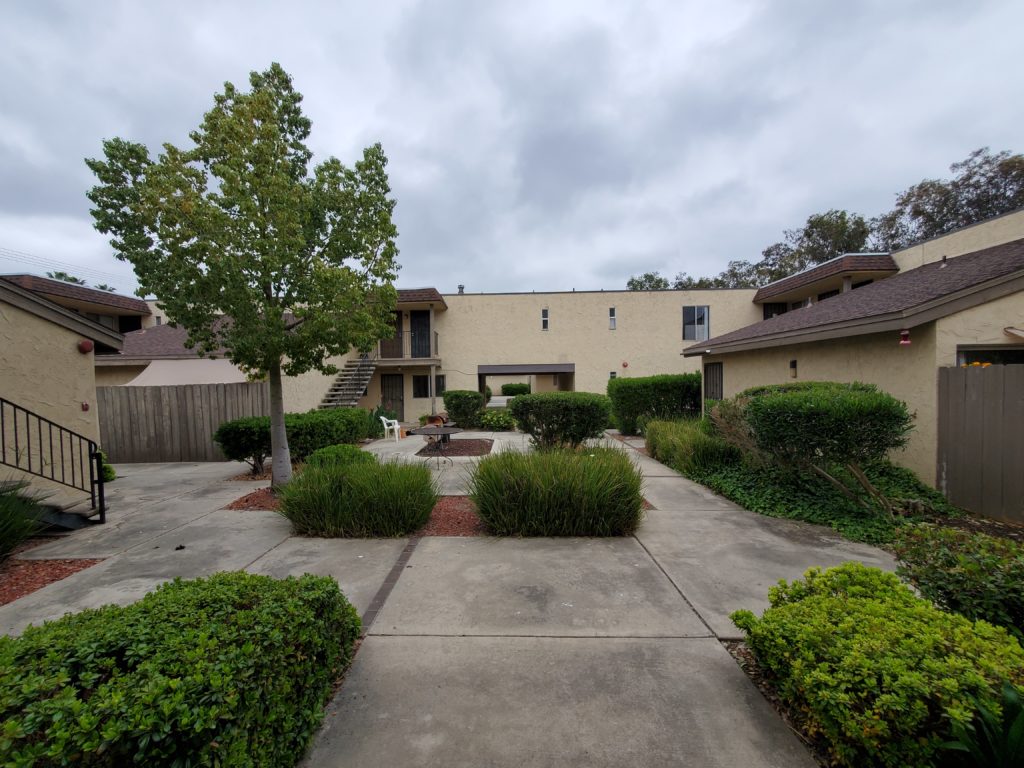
left=86, top=63, right=400, bottom=485
left=628, top=147, right=1024, bottom=290
left=46, top=271, right=87, bottom=285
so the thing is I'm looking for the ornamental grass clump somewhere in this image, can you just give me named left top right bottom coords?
left=305, top=443, right=377, bottom=469
left=279, top=460, right=436, bottom=536
left=470, top=447, right=644, bottom=536
left=731, top=562, right=1024, bottom=768
left=0, top=572, right=360, bottom=767
left=0, top=479, right=41, bottom=562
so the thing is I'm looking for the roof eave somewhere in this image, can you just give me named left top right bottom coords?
left=0, top=279, right=125, bottom=350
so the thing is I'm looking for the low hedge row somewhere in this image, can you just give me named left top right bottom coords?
left=732, top=563, right=1024, bottom=768
left=606, top=373, right=701, bottom=435
left=508, top=392, right=611, bottom=449
left=0, top=572, right=360, bottom=767
left=470, top=447, right=643, bottom=535
left=213, top=408, right=373, bottom=474
left=279, top=460, right=437, bottom=537
left=500, top=383, right=530, bottom=396
left=478, top=408, right=517, bottom=431
left=894, top=524, right=1024, bottom=643
left=306, top=443, right=377, bottom=469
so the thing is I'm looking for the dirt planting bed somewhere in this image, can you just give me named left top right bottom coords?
left=1, top=541, right=104, bottom=607
left=420, top=496, right=485, bottom=536
left=225, top=487, right=279, bottom=511
left=415, top=439, right=493, bottom=458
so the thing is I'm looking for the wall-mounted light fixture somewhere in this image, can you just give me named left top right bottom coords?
left=899, top=329, right=911, bottom=346
left=789, top=359, right=798, bottom=378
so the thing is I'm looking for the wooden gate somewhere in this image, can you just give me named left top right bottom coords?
left=97, top=382, right=270, bottom=463
left=937, top=365, right=1024, bottom=523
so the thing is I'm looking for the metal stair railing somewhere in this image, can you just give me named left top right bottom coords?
left=0, top=396, right=106, bottom=523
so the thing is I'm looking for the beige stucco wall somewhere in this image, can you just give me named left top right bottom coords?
left=142, top=300, right=168, bottom=328
left=95, top=365, right=149, bottom=386
left=705, top=324, right=940, bottom=483
left=1, top=301, right=101, bottom=501
left=893, top=208, right=1024, bottom=272
left=935, top=289, right=1024, bottom=365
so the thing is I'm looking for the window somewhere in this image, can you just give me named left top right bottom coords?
left=541, top=308, right=549, bottom=331
left=413, top=375, right=446, bottom=398
left=762, top=303, right=787, bottom=321
left=704, top=362, right=723, bottom=401
left=609, top=371, right=617, bottom=379
left=958, top=347, right=1024, bottom=366
left=817, top=289, right=840, bottom=302
left=609, top=307, right=616, bottom=330
left=683, top=305, right=709, bottom=341
left=155, top=316, right=162, bottom=325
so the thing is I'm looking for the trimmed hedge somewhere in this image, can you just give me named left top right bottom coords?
left=306, top=443, right=377, bottom=469
left=478, top=408, right=517, bottom=431
left=214, top=408, right=372, bottom=474
left=501, top=383, right=530, bottom=396
left=894, top=525, right=1024, bottom=643
left=442, top=390, right=486, bottom=428
left=731, top=563, right=1024, bottom=768
left=508, top=392, right=611, bottom=449
left=607, top=373, right=701, bottom=435
left=0, top=572, right=360, bottom=767
left=470, top=447, right=644, bottom=536
left=279, top=460, right=437, bottom=537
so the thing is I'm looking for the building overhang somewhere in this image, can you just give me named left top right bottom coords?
left=478, top=363, right=575, bottom=375
left=0, top=279, right=124, bottom=350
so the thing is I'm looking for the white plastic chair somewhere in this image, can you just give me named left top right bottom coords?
left=380, top=416, right=401, bottom=442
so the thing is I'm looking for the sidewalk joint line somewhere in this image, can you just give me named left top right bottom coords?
left=360, top=535, right=422, bottom=633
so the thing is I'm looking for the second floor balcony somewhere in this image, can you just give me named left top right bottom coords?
left=377, top=331, right=440, bottom=363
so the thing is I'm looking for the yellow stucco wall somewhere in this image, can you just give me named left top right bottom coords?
left=705, top=324, right=940, bottom=482
left=893, top=208, right=1024, bottom=272
left=935, top=290, right=1024, bottom=365
left=94, top=365, right=149, bottom=386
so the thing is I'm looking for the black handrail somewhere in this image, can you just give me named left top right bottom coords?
left=0, top=397, right=106, bottom=523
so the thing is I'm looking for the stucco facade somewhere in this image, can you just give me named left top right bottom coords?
left=893, top=208, right=1024, bottom=271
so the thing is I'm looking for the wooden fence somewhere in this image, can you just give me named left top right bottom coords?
left=937, top=365, right=1024, bottom=523
left=97, top=383, right=270, bottom=463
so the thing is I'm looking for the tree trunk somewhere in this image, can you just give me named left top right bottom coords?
left=268, top=358, right=292, bottom=487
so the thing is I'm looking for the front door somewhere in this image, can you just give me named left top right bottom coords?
left=410, top=310, right=431, bottom=358
left=381, top=374, right=404, bottom=421
left=380, top=312, right=403, bottom=359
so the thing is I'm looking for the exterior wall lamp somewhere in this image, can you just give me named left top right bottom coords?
left=899, top=329, right=911, bottom=346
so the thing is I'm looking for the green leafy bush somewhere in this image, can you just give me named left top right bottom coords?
left=501, top=383, right=531, bottom=396
left=508, top=392, right=611, bottom=449
left=485, top=385, right=492, bottom=403
left=470, top=447, right=643, bottom=536
left=731, top=563, right=1024, bottom=768
left=894, top=525, right=1024, bottom=642
left=0, top=479, right=41, bottom=562
left=0, top=572, right=360, bottom=767
left=306, top=443, right=377, bottom=469
left=443, top=390, right=486, bottom=428
left=607, top=373, right=701, bottom=435
left=279, top=460, right=437, bottom=536
left=215, top=409, right=372, bottom=472
left=644, top=419, right=740, bottom=476
left=943, top=681, right=1024, bottom=767
left=478, top=409, right=517, bottom=431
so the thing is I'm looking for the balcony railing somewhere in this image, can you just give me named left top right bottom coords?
left=378, top=331, right=439, bottom=360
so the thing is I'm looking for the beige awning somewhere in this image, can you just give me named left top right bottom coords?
left=124, top=358, right=250, bottom=386
left=1005, top=327, right=1024, bottom=339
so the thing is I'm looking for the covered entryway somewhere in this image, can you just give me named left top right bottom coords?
left=477, top=363, right=575, bottom=395
left=381, top=373, right=405, bottom=421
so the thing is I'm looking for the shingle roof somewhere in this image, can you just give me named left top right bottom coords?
left=397, top=287, right=446, bottom=305
left=752, top=253, right=897, bottom=302
left=687, top=237, right=1024, bottom=354
left=117, top=322, right=228, bottom=360
left=2, top=274, right=150, bottom=314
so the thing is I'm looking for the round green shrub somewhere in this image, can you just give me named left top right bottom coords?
left=306, top=444, right=377, bottom=469
left=213, top=415, right=272, bottom=474
left=607, top=373, right=701, bottom=435
left=442, top=390, right=486, bottom=428
left=279, top=460, right=437, bottom=537
left=470, top=447, right=644, bottom=536
left=731, top=562, right=1024, bottom=768
left=478, top=409, right=517, bottom=431
left=101, top=462, right=117, bottom=482
left=501, top=383, right=531, bottom=396
left=0, top=572, right=360, bottom=766
left=508, top=392, right=611, bottom=449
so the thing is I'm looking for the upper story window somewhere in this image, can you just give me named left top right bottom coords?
left=609, top=371, right=617, bottom=379
left=609, top=307, right=616, bottom=330
left=683, top=305, right=709, bottom=341
left=541, top=308, right=549, bottom=331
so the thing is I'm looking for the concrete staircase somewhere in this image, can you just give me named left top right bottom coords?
left=320, top=355, right=377, bottom=409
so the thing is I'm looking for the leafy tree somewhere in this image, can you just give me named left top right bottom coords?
left=86, top=63, right=399, bottom=486
left=626, top=271, right=669, bottom=290
left=93, top=283, right=117, bottom=292
left=757, top=209, right=872, bottom=281
left=46, top=271, right=87, bottom=285
left=873, top=147, right=1024, bottom=251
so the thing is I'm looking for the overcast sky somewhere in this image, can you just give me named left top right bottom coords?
left=1, top=0, right=1021, bottom=296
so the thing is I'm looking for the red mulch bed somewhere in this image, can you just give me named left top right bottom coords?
left=225, top=487, right=280, bottom=511
left=642, top=498, right=655, bottom=510
left=1, top=540, right=104, bottom=607
left=420, top=496, right=485, bottom=536
left=415, top=439, right=493, bottom=458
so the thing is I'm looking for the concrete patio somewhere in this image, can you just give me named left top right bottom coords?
left=0, top=431, right=897, bottom=766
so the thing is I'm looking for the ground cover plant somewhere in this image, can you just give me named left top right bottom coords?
left=508, top=392, right=611, bottom=449
left=477, top=408, right=517, bottom=431
left=731, top=563, right=1024, bottom=768
left=0, top=480, right=41, bottom=562
left=606, top=373, right=701, bottom=435
left=279, top=460, right=436, bottom=536
left=0, top=572, right=360, bottom=767
left=306, top=443, right=377, bottom=469
left=442, top=390, right=486, bottom=428
left=894, top=524, right=1024, bottom=643
left=470, top=447, right=643, bottom=536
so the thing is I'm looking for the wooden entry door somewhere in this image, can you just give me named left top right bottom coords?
left=381, top=374, right=404, bottom=421
left=380, top=312, right=403, bottom=359
left=410, top=310, right=431, bottom=358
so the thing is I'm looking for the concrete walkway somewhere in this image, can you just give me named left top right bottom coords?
left=0, top=432, right=896, bottom=766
